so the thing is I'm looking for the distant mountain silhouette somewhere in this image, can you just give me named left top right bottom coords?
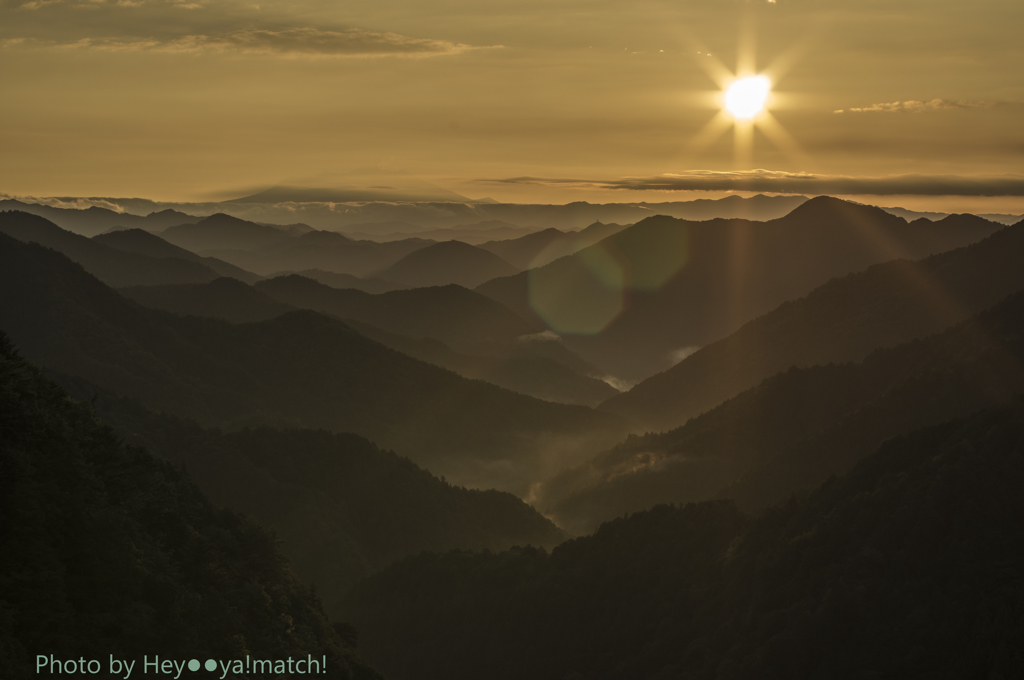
left=272, top=268, right=407, bottom=293
left=160, top=212, right=298, bottom=251
left=209, top=229, right=434, bottom=278
left=0, top=198, right=201, bottom=236
left=540, top=287, right=1024, bottom=533
left=345, top=222, right=542, bottom=245
left=50, top=371, right=566, bottom=617
left=255, top=274, right=538, bottom=354
left=0, top=332, right=381, bottom=680
left=376, top=240, right=520, bottom=289
left=478, top=197, right=1004, bottom=381
left=602, top=218, right=1024, bottom=432
left=0, top=210, right=222, bottom=286
left=479, top=222, right=631, bottom=269
left=0, top=232, right=630, bottom=494
left=343, top=401, right=1024, bottom=680
left=94, top=228, right=262, bottom=284
left=117, top=275, right=614, bottom=405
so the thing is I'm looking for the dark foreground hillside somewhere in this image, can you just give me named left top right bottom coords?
left=51, top=372, right=566, bottom=617
left=0, top=333, right=381, bottom=680
left=344, top=401, right=1024, bottom=680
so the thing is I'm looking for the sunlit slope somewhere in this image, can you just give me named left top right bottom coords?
left=539, top=288, right=1024, bottom=533
left=51, top=371, right=566, bottom=617
left=0, top=232, right=630, bottom=494
left=0, top=210, right=223, bottom=286
left=0, top=333, right=380, bottom=680
left=603, top=217, right=1024, bottom=432
left=477, top=197, right=1003, bottom=381
left=343, top=401, right=1024, bottom=680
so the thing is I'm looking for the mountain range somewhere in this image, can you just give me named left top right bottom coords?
left=478, top=196, right=1005, bottom=381
left=602, top=216, right=1024, bottom=432
left=342, top=400, right=1024, bottom=680
left=0, top=210, right=232, bottom=287
left=118, top=275, right=617, bottom=406
left=0, top=226, right=631, bottom=493
left=540, top=283, right=1024, bottom=533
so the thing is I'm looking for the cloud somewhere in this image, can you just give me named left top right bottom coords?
left=482, top=169, right=1024, bottom=197
left=1, top=193, right=128, bottom=212
left=835, top=99, right=999, bottom=114
left=10, top=27, right=488, bottom=57
left=15, top=0, right=138, bottom=8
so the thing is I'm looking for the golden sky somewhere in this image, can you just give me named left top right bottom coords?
left=2, top=0, right=1022, bottom=211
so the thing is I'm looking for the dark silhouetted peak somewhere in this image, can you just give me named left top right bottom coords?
left=294, top=229, right=354, bottom=245
left=934, top=213, right=1001, bottom=228
left=196, top=212, right=251, bottom=227
left=377, top=240, right=520, bottom=289
left=782, top=195, right=904, bottom=224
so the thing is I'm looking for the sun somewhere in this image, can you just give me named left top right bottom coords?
left=725, top=76, right=770, bottom=119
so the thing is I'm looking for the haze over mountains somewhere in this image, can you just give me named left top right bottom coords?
left=542, top=286, right=1024, bottom=532
left=602, top=216, right=1024, bottom=432
left=479, top=197, right=1004, bottom=381
left=0, top=227, right=630, bottom=494
left=2, top=192, right=810, bottom=233
left=5, top=190, right=1024, bottom=679
left=118, top=274, right=617, bottom=407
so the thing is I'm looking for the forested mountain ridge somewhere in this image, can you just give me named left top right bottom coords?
left=254, top=275, right=538, bottom=354
left=201, top=227, right=435, bottom=279
left=49, top=371, right=566, bottom=617
left=94, top=228, right=263, bottom=285
left=119, top=277, right=298, bottom=323
left=539, top=287, right=1024, bottom=532
left=0, top=332, right=382, bottom=680
left=0, top=198, right=201, bottom=236
left=116, top=276, right=616, bottom=405
left=477, top=197, right=1003, bottom=381
left=0, top=231, right=631, bottom=494
left=374, top=240, right=520, bottom=289
left=343, top=400, right=1024, bottom=680
left=602, top=217, right=1024, bottom=431
left=477, top=221, right=631, bottom=270
left=0, top=210, right=223, bottom=287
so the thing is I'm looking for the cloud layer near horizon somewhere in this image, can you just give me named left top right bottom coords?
left=485, top=171, right=1024, bottom=197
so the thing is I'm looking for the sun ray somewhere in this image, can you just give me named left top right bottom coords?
left=687, top=109, right=735, bottom=152
left=685, top=21, right=810, bottom=172
left=755, top=111, right=810, bottom=166
left=734, top=118, right=754, bottom=169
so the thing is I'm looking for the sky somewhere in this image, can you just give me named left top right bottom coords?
left=2, top=0, right=1023, bottom=212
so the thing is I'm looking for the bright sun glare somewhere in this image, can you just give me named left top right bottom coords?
left=725, top=76, right=770, bottom=119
